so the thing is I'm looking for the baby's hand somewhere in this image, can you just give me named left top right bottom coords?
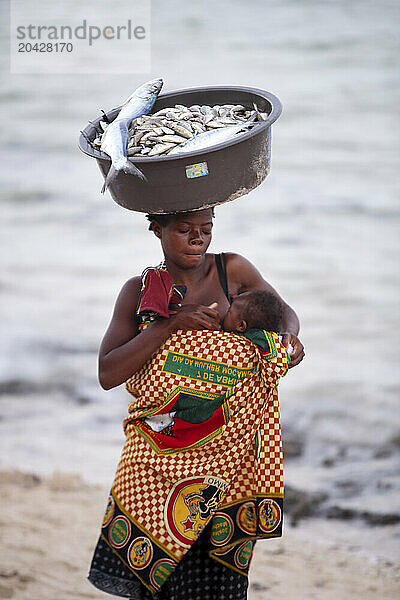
left=278, top=335, right=293, bottom=353
left=279, top=333, right=305, bottom=368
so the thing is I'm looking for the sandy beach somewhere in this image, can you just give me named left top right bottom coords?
left=1, top=469, right=398, bottom=600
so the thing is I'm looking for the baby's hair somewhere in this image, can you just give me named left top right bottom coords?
left=146, top=208, right=215, bottom=231
left=241, top=290, right=283, bottom=332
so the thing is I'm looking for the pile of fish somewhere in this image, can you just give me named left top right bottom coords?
left=93, top=103, right=263, bottom=160
left=89, top=78, right=266, bottom=192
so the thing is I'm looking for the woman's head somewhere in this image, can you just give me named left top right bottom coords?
left=146, top=208, right=215, bottom=269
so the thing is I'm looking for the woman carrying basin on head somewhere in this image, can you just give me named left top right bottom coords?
left=88, top=208, right=304, bottom=600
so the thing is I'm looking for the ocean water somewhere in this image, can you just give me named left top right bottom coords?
left=0, top=0, right=399, bottom=546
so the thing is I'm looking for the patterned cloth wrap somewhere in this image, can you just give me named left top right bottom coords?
left=100, top=327, right=289, bottom=594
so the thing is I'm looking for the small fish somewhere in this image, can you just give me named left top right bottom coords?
left=161, top=126, right=175, bottom=135
left=206, top=120, right=225, bottom=128
left=159, top=134, right=188, bottom=144
left=126, top=146, right=143, bottom=156
left=167, top=113, right=259, bottom=156
left=218, top=107, right=230, bottom=118
left=166, top=110, right=179, bottom=119
left=167, top=122, right=193, bottom=139
left=140, top=131, right=155, bottom=144
left=202, top=113, right=214, bottom=125
left=191, top=122, right=205, bottom=133
left=133, top=131, right=146, bottom=145
left=100, top=78, right=163, bottom=192
left=219, top=117, right=240, bottom=125
left=151, top=108, right=171, bottom=117
left=148, top=143, right=176, bottom=156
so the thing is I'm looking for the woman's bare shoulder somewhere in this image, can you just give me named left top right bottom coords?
left=113, top=276, right=142, bottom=315
left=121, top=275, right=142, bottom=294
left=100, top=276, right=142, bottom=357
left=224, top=252, right=262, bottom=275
left=224, top=253, right=267, bottom=292
left=224, top=252, right=254, bottom=267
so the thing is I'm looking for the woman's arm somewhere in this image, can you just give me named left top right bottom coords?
left=98, top=277, right=221, bottom=389
left=226, top=253, right=305, bottom=367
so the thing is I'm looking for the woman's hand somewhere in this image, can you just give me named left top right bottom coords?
left=280, top=333, right=305, bottom=368
left=168, top=303, right=221, bottom=332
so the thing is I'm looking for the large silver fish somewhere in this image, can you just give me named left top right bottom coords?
left=167, top=112, right=259, bottom=156
left=100, top=78, right=163, bottom=193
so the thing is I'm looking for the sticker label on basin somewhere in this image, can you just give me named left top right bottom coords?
left=185, top=162, right=209, bottom=179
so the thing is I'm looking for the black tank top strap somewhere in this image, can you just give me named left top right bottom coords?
left=215, top=253, right=232, bottom=305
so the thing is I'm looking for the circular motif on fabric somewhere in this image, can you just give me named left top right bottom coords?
left=258, top=499, right=281, bottom=533
left=150, top=558, right=176, bottom=591
left=102, top=495, right=114, bottom=527
left=164, top=476, right=228, bottom=547
left=234, top=541, right=253, bottom=569
left=211, top=513, right=234, bottom=546
left=127, top=537, right=153, bottom=570
left=236, top=502, right=256, bottom=535
left=108, top=515, right=131, bottom=548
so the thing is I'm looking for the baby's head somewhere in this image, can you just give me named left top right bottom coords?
left=222, top=290, right=282, bottom=334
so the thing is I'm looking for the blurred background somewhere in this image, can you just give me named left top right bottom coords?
left=1, top=0, right=399, bottom=570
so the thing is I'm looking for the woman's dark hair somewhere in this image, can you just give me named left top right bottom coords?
left=145, top=214, right=175, bottom=231
left=146, top=208, right=215, bottom=231
left=241, top=291, right=283, bottom=332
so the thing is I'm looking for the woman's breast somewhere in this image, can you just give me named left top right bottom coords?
left=178, top=256, right=238, bottom=318
left=183, top=289, right=231, bottom=319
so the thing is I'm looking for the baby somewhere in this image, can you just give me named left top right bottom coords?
left=222, top=290, right=282, bottom=334
left=221, top=289, right=294, bottom=355
left=145, top=290, right=287, bottom=434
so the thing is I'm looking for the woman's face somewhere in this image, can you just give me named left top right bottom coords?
left=153, top=209, right=214, bottom=269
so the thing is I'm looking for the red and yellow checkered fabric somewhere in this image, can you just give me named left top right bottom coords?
left=109, top=330, right=287, bottom=570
